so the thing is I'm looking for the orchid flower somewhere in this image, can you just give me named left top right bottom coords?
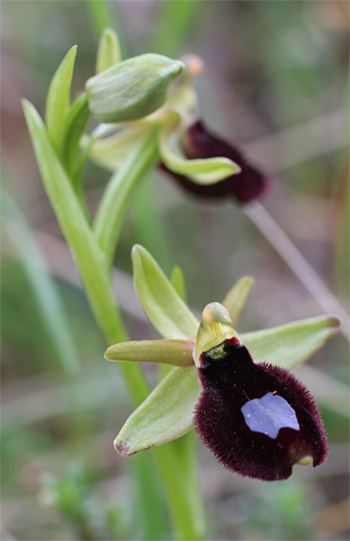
left=105, top=245, right=340, bottom=481
left=84, top=43, right=268, bottom=204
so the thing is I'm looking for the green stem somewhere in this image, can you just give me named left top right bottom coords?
left=152, top=444, right=204, bottom=540
left=94, top=126, right=160, bottom=267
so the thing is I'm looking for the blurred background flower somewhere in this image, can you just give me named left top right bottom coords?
left=1, top=1, right=349, bottom=540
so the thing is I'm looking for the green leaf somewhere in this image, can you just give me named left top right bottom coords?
left=45, top=46, right=77, bottom=156
left=23, top=99, right=150, bottom=403
left=23, top=101, right=121, bottom=340
left=63, top=92, right=90, bottom=179
left=96, top=27, right=121, bottom=73
left=114, top=366, right=199, bottom=456
left=86, top=54, right=184, bottom=123
left=241, top=315, right=341, bottom=370
left=2, top=191, right=80, bottom=377
left=171, top=266, right=187, bottom=303
left=132, top=245, right=199, bottom=339
left=105, top=339, right=194, bottom=367
left=222, top=276, right=254, bottom=327
left=159, top=112, right=240, bottom=184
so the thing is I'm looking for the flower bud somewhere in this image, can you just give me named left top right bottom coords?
left=162, top=120, right=270, bottom=204
left=194, top=337, right=328, bottom=481
left=86, top=53, right=184, bottom=123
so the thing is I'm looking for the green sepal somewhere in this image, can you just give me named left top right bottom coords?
left=45, top=46, right=77, bottom=156
left=85, top=122, right=152, bottom=171
left=241, top=315, right=341, bottom=370
left=159, top=112, right=240, bottom=184
left=86, top=54, right=184, bottom=123
left=96, top=27, right=121, bottom=74
left=132, top=245, right=199, bottom=340
left=222, top=276, right=254, bottom=327
left=63, top=92, right=90, bottom=180
left=114, top=366, right=199, bottom=456
left=105, top=339, right=194, bottom=367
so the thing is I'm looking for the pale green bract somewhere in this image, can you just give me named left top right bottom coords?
left=96, top=27, right=121, bottom=74
left=45, top=46, right=77, bottom=157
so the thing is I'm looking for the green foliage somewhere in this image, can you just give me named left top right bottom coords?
left=6, top=4, right=347, bottom=539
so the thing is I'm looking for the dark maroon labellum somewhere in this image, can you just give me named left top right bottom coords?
left=161, top=120, right=270, bottom=204
left=194, top=339, right=328, bottom=481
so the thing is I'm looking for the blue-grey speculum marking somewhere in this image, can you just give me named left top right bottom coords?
left=241, top=392, right=300, bottom=439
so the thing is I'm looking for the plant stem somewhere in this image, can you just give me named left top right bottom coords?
left=152, top=443, right=204, bottom=540
left=94, top=126, right=160, bottom=267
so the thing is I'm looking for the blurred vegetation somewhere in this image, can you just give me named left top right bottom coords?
left=1, top=1, right=349, bottom=540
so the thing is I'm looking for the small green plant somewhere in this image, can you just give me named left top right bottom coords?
left=23, top=29, right=340, bottom=540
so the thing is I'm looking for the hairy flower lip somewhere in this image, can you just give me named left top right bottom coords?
left=160, top=119, right=271, bottom=204
left=194, top=340, right=328, bottom=481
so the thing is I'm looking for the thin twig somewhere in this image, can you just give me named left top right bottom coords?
left=245, top=201, right=350, bottom=341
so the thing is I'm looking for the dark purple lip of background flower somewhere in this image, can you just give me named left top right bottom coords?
left=194, top=340, right=328, bottom=481
left=160, top=120, right=271, bottom=204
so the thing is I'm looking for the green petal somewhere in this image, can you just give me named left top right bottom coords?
left=222, top=276, right=254, bottom=327
left=105, top=339, right=194, bottom=367
left=86, top=54, right=184, bottom=123
left=114, top=366, right=200, bottom=456
left=159, top=112, right=240, bottom=184
left=85, top=123, right=151, bottom=171
left=96, top=28, right=121, bottom=74
left=241, top=315, right=341, bottom=370
left=45, top=46, right=77, bottom=156
left=132, top=245, right=199, bottom=339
